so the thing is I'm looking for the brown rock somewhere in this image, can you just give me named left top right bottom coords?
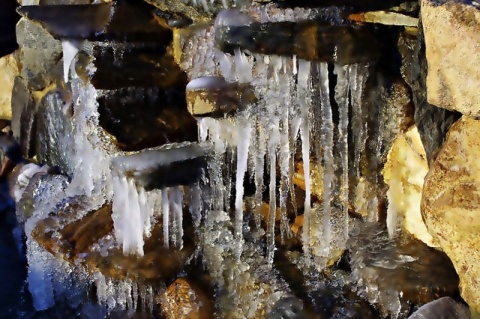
left=422, top=116, right=480, bottom=311
left=422, top=0, right=480, bottom=118
left=159, top=278, right=213, bottom=319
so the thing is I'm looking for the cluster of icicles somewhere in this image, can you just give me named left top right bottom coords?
left=110, top=19, right=370, bottom=270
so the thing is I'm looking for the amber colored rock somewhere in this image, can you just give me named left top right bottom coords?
left=383, top=125, right=434, bottom=246
left=0, top=52, right=19, bottom=120
left=293, top=161, right=324, bottom=201
left=422, top=116, right=480, bottom=312
left=32, top=202, right=194, bottom=284
left=422, top=0, right=480, bottom=118
left=186, top=77, right=256, bottom=117
left=159, top=278, right=213, bottom=319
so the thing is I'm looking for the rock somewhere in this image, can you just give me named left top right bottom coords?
left=398, top=19, right=460, bottom=164
left=215, top=18, right=380, bottom=65
left=111, top=142, right=210, bottom=190
left=408, top=297, right=470, bottom=319
left=383, top=125, right=434, bottom=246
left=11, top=77, right=36, bottom=158
left=422, top=0, right=480, bottom=118
left=32, top=200, right=194, bottom=283
left=18, top=1, right=171, bottom=42
left=16, top=17, right=63, bottom=90
left=422, top=116, right=480, bottom=312
left=186, top=76, right=256, bottom=117
left=97, top=87, right=198, bottom=152
left=159, top=277, right=213, bottom=319
left=348, top=11, right=418, bottom=27
left=0, top=53, right=20, bottom=120
left=35, top=88, right=75, bottom=175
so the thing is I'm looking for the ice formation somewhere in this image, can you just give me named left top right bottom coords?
left=62, top=40, right=81, bottom=83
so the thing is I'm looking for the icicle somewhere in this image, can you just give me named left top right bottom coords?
left=349, top=64, right=370, bottom=217
left=254, top=122, right=266, bottom=230
left=234, top=48, right=253, bottom=83
left=297, top=60, right=312, bottom=260
left=201, top=0, right=209, bottom=12
left=278, top=57, right=293, bottom=240
left=162, top=188, right=170, bottom=249
left=189, top=183, right=203, bottom=229
left=171, top=186, right=184, bottom=249
left=334, top=64, right=350, bottom=247
left=234, top=120, right=252, bottom=258
left=62, top=40, right=80, bottom=83
left=266, top=116, right=279, bottom=264
left=124, top=178, right=144, bottom=256
left=318, top=62, right=334, bottom=257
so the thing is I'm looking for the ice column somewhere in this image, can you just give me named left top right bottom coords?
left=318, top=62, right=334, bottom=257
left=297, top=60, right=312, bottom=261
left=334, top=64, right=351, bottom=247
left=234, top=119, right=252, bottom=258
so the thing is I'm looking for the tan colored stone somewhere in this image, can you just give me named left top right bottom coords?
left=422, top=0, right=480, bottom=118
left=0, top=52, right=19, bottom=120
left=383, top=125, right=435, bottom=246
left=422, top=116, right=480, bottom=311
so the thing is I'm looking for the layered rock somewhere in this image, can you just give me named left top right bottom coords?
left=422, top=0, right=480, bottom=118
left=422, top=116, right=480, bottom=311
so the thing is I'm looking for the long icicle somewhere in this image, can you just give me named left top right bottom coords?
left=319, top=62, right=334, bottom=258
left=234, top=120, right=252, bottom=259
left=334, top=64, right=351, bottom=248
left=162, top=188, right=170, bottom=249
left=298, top=59, right=312, bottom=262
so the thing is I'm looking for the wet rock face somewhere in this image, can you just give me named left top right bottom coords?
left=422, top=0, right=480, bottom=118
left=399, top=19, right=460, bottom=164
left=35, top=89, right=75, bottom=175
left=349, top=223, right=459, bottom=317
left=422, top=116, right=480, bottom=312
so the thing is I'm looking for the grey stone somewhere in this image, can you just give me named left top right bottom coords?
left=11, top=77, right=36, bottom=158
left=16, top=17, right=62, bottom=90
left=409, top=297, right=470, bottom=319
left=35, top=89, right=74, bottom=175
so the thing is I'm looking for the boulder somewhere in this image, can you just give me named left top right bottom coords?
left=422, top=116, right=480, bottom=311
left=422, top=0, right=480, bottom=118
left=0, top=53, right=19, bottom=120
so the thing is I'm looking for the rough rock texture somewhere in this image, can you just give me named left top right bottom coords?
left=16, top=17, right=63, bottom=90
left=422, top=0, right=480, bottom=118
left=398, top=21, right=460, bottom=164
left=383, top=125, right=434, bottom=246
left=422, top=116, right=480, bottom=312
left=0, top=53, right=20, bottom=119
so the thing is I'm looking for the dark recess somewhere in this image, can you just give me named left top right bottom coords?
left=0, top=0, right=20, bottom=58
